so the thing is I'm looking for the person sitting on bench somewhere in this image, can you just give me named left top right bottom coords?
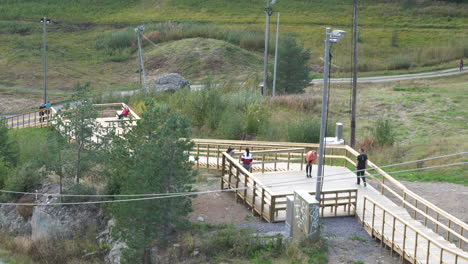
left=118, top=107, right=129, bottom=119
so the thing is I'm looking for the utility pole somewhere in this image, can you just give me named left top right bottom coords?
left=263, top=0, right=275, bottom=96
left=135, top=25, right=148, bottom=95
left=40, top=17, right=50, bottom=105
left=315, top=28, right=346, bottom=202
left=350, top=0, right=358, bottom=148
left=272, top=12, right=280, bottom=97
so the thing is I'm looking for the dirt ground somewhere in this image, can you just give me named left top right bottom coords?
left=189, top=177, right=468, bottom=264
left=0, top=89, right=65, bottom=115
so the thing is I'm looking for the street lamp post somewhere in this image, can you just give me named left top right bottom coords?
left=263, top=0, right=276, bottom=96
left=40, top=17, right=51, bottom=105
left=315, top=28, right=346, bottom=202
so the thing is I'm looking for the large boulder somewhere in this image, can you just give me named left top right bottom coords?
left=150, top=73, right=190, bottom=92
left=31, top=204, right=104, bottom=240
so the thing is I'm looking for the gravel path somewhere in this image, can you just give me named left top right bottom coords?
left=311, top=68, right=467, bottom=84
left=190, top=177, right=467, bottom=263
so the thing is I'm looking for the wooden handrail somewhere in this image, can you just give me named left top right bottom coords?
left=363, top=196, right=468, bottom=262
left=344, top=145, right=468, bottom=239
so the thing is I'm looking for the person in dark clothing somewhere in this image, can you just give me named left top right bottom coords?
left=356, top=148, right=368, bottom=187
left=460, top=58, right=464, bottom=72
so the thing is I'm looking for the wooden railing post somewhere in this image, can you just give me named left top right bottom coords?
left=217, top=145, right=220, bottom=170
left=426, top=240, right=430, bottom=263
left=287, top=152, right=291, bottom=170
left=447, top=220, right=451, bottom=241
left=206, top=145, right=210, bottom=168
left=381, top=211, right=386, bottom=247
left=262, top=154, right=265, bottom=173
left=252, top=182, right=257, bottom=212
left=221, top=155, right=226, bottom=190
left=243, top=173, right=248, bottom=204
left=371, top=203, right=376, bottom=237
left=261, top=189, right=265, bottom=218
left=196, top=144, right=200, bottom=168
left=300, top=149, right=304, bottom=170
left=270, top=196, right=276, bottom=222
left=391, top=217, right=396, bottom=256
left=440, top=248, right=443, bottom=264
left=414, top=232, right=418, bottom=263
left=362, top=197, right=367, bottom=227
left=401, top=225, right=407, bottom=264
left=381, top=176, right=385, bottom=194
left=274, top=153, right=278, bottom=171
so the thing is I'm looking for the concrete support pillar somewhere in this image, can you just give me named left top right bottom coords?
left=287, top=190, right=320, bottom=241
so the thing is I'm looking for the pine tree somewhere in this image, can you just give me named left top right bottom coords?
left=0, top=123, right=18, bottom=167
left=108, top=101, right=194, bottom=263
left=270, top=34, right=311, bottom=94
left=54, top=82, right=100, bottom=183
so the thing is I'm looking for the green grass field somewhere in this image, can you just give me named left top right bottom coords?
left=0, top=0, right=467, bottom=92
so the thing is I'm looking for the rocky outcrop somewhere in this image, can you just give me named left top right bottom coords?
left=0, top=205, right=31, bottom=236
left=31, top=204, right=104, bottom=240
left=150, top=73, right=190, bottom=92
left=98, top=219, right=127, bottom=264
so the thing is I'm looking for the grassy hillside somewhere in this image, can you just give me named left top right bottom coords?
left=0, top=0, right=467, bottom=93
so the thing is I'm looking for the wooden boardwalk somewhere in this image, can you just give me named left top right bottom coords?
left=5, top=111, right=467, bottom=263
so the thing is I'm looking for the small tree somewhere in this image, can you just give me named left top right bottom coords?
left=270, top=34, right=311, bottom=94
left=55, top=82, right=100, bottom=183
left=0, top=123, right=18, bottom=167
left=108, top=101, right=194, bottom=263
left=372, top=119, right=396, bottom=146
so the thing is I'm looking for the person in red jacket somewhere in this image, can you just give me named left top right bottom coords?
left=305, top=150, right=318, bottom=178
left=241, top=148, right=253, bottom=172
left=118, top=107, right=129, bottom=119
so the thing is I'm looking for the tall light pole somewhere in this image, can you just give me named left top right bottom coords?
left=351, top=0, right=359, bottom=148
left=272, top=12, right=280, bottom=97
left=135, top=25, right=148, bottom=95
left=40, top=17, right=50, bottom=105
left=315, top=28, right=346, bottom=202
left=263, top=0, right=276, bottom=96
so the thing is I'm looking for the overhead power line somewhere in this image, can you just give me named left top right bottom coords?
left=0, top=152, right=465, bottom=198
left=0, top=161, right=465, bottom=206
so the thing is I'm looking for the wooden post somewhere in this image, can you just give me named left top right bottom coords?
left=207, top=145, right=210, bottom=168
left=391, top=217, right=396, bottom=256
left=334, top=192, right=338, bottom=216
left=196, top=144, right=200, bottom=168
left=262, top=154, right=265, bottom=173
left=287, top=152, right=291, bottom=170
left=371, top=203, right=376, bottom=237
left=459, top=228, right=463, bottom=248
left=447, top=220, right=451, bottom=241
left=348, top=191, right=351, bottom=215
left=362, top=197, right=366, bottom=227
left=274, top=153, right=278, bottom=171
left=301, top=149, right=304, bottom=170
left=217, top=145, right=220, bottom=170
left=414, top=232, right=418, bottom=263
left=243, top=173, right=248, bottom=204
left=261, top=189, right=265, bottom=219
left=235, top=169, right=240, bottom=201
left=401, top=225, right=407, bottom=264
left=381, top=210, right=386, bottom=247
left=228, top=162, right=233, bottom=188
left=381, top=176, right=385, bottom=194
left=426, top=240, right=430, bottom=263
left=270, top=196, right=276, bottom=222
left=440, top=248, right=443, bottom=264
left=424, top=206, right=429, bottom=226
left=221, top=155, right=226, bottom=190
left=413, top=200, right=418, bottom=218
left=402, top=192, right=407, bottom=208
left=435, top=213, right=440, bottom=233
left=252, top=182, right=257, bottom=212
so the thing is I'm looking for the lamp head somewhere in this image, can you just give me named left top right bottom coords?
left=40, top=18, right=51, bottom=24
left=330, top=29, right=346, bottom=43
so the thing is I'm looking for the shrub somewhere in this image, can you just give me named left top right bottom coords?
left=2, top=162, right=44, bottom=201
left=218, top=109, right=245, bottom=140
left=287, top=119, right=333, bottom=143
left=95, top=30, right=135, bottom=60
left=390, top=55, right=412, bottom=70
left=372, top=119, right=396, bottom=146
left=16, top=195, right=35, bottom=220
